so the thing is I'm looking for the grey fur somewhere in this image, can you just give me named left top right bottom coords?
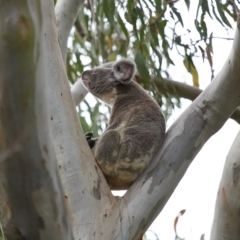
left=82, top=59, right=166, bottom=190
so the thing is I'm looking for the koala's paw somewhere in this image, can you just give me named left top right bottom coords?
left=85, top=132, right=96, bottom=149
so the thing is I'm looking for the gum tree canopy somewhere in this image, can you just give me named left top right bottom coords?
left=0, top=1, right=240, bottom=240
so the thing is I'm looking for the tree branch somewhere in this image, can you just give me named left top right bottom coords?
left=210, top=130, right=240, bottom=240
left=153, top=76, right=240, bottom=124
left=71, top=78, right=89, bottom=104
left=74, top=18, right=87, bottom=39
left=45, top=1, right=113, bottom=239
left=55, top=0, right=85, bottom=62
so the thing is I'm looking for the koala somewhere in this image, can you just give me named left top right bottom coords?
left=81, top=59, right=165, bottom=190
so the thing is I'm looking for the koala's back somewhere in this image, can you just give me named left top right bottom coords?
left=82, top=59, right=165, bottom=190
left=94, top=82, right=165, bottom=189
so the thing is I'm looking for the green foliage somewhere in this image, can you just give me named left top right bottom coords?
left=66, top=0, right=238, bottom=133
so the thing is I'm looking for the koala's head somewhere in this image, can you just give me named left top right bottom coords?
left=81, top=59, right=136, bottom=105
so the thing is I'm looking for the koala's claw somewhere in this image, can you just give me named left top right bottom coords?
left=85, top=132, right=96, bottom=149
left=88, top=139, right=96, bottom=149
left=85, top=132, right=93, bottom=139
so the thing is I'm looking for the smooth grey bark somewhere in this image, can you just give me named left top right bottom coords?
left=55, top=0, right=89, bottom=107
left=71, top=78, right=88, bottom=104
left=55, top=0, right=85, bottom=61
left=0, top=1, right=73, bottom=239
left=45, top=1, right=113, bottom=239
left=210, top=130, right=240, bottom=240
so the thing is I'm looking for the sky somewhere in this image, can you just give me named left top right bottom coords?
left=113, top=2, right=239, bottom=240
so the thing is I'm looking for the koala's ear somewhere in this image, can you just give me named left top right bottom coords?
left=113, top=59, right=136, bottom=84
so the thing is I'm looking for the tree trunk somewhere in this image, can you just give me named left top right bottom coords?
left=0, top=1, right=73, bottom=239
left=210, top=130, right=240, bottom=240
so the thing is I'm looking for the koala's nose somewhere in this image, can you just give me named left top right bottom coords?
left=82, top=70, right=91, bottom=81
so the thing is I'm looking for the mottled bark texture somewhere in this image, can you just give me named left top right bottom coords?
left=0, top=1, right=73, bottom=239
left=210, top=130, right=240, bottom=240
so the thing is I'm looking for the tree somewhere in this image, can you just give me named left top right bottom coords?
left=210, top=130, right=240, bottom=240
left=0, top=0, right=240, bottom=240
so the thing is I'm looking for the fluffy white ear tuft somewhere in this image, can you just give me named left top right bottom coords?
left=113, top=59, right=136, bottom=84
